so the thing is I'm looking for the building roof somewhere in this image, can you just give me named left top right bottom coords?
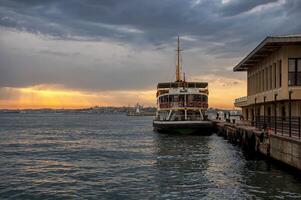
left=233, top=35, right=301, bottom=71
left=157, top=82, right=208, bottom=89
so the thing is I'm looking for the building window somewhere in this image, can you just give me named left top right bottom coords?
left=288, top=58, right=301, bottom=86
left=262, top=69, right=265, bottom=91
left=266, top=68, right=268, bottom=90
left=261, top=70, right=264, bottom=92
left=247, top=76, right=249, bottom=95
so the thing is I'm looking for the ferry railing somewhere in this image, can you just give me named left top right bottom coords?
left=255, top=116, right=301, bottom=139
left=170, top=115, right=203, bottom=121
left=156, top=115, right=203, bottom=121
left=159, top=102, right=208, bottom=109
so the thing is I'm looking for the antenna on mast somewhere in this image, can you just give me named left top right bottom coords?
left=176, top=35, right=182, bottom=82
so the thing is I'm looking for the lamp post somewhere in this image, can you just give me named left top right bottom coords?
left=289, top=90, right=293, bottom=137
left=274, top=93, right=278, bottom=134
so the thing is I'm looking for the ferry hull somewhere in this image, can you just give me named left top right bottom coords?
left=153, top=120, right=213, bottom=134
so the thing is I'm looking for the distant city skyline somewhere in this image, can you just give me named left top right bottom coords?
left=1, top=0, right=300, bottom=109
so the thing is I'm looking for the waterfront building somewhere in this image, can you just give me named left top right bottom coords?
left=234, top=35, right=301, bottom=136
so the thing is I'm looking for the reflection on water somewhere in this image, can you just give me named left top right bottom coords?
left=154, top=134, right=211, bottom=199
left=0, top=113, right=300, bottom=199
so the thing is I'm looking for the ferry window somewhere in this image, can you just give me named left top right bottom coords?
left=288, top=58, right=301, bottom=86
left=159, top=96, right=169, bottom=103
left=194, top=95, right=202, bottom=101
left=179, top=95, right=184, bottom=102
left=173, top=95, right=179, bottom=102
left=187, top=95, right=193, bottom=102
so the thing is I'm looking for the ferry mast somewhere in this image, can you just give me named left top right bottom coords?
left=176, top=36, right=182, bottom=82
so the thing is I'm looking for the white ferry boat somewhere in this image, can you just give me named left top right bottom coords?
left=153, top=37, right=213, bottom=134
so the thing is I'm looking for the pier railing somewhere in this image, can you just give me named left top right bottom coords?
left=255, top=116, right=301, bottom=139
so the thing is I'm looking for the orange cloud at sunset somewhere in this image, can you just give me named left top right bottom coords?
left=0, top=76, right=246, bottom=109
left=0, top=85, right=155, bottom=109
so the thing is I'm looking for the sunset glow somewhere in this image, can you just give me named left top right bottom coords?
left=0, top=76, right=246, bottom=109
left=0, top=85, right=156, bottom=109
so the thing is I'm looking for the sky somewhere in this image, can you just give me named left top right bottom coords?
left=1, top=0, right=301, bottom=109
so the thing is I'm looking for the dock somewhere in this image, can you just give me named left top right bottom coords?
left=212, top=120, right=301, bottom=171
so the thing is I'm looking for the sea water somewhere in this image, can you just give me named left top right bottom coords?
left=0, top=113, right=301, bottom=199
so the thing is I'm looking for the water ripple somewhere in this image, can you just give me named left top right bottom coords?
left=0, top=113, right=300, bottom=199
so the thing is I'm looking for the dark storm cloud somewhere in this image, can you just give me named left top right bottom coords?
left=0, top=0, right=301, bottom=91
left=1, top=0, right=301, bottom=51
left=0, top=0, right=296, bottom=43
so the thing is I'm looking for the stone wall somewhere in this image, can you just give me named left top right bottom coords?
left=270, top=134, right=301, bottom=170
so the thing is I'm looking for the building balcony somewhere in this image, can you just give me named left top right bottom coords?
left=234, top=96, right=248, bottom=107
